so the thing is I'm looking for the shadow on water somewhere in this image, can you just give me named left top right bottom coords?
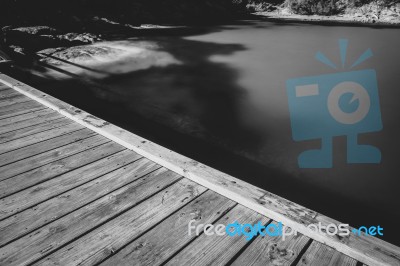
left=5, top=20, right=399, bottom=245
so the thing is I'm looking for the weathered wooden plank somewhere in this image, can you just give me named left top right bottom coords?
left=0, top=158, right=160, bottom=247
left=2, top=72, right=399, bottom=266
left=0, top=94, right=31, bottom=108
left=0, top=100, right=43, bottom=119
left=0, top=120, right=82, bottom=154
left=0, top=108, right=52, bottom=127
left=0, top=145, right=129, bottom=220
left=0, top=90, right=28, bottom=103
left=1, top=169, right=188, bottom=266
left=101, top=190, right=236, bottom=266
left=0, top=105, right=46, bottom=120
left=165, top=205, right=270, bottom=266
left=0, top=141, right=126, bottom=198
left=0, top=89, right=21, bottom=102
left=0, top=134, right=108, bottom=181
left=0, top=90, right=20, bottom=100
left=0, top=85, right=10, bottom=91
left=230, top=221, right=310, bottom=266
left=0, top=117, right=73, bottom=144
left=297, top=240, right=357, bottom=266
left=0, top=128, right=95, bottom=167
left=314, top=215, right=400, bottom=266
left=36, top=178, right=205, bottom=266
left=0, top=110, right=60, bottom=135
left=0, top=97, right=32, bottom=111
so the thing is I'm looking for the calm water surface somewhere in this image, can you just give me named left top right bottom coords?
left=14, top=20, right=400, bottom=244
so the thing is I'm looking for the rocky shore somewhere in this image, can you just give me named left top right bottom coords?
left=1, top=0, right=399, bottom=66
left=258, top=10, right=400, bottom=26
left=0, top=0, right=248, bottom=62
left=249, top=0, right=400, bottom=25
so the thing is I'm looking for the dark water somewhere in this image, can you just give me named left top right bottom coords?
left=8, top=19, right=400, bottom=245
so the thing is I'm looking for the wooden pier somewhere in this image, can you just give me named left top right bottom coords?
left=0, top=75, right=399, bottom=266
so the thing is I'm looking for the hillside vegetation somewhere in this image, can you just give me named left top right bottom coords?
left=1, top=0, right=399, bottom=28
left=0, top=0, right=398, bottom=62
left=248, top=0, right=400, bottom=23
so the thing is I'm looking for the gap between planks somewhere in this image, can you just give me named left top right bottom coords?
left=0, top=73, right=399, bottom=266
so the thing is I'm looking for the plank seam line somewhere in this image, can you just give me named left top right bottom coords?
left=0, top=148, right=129, bottom=222
left=0, top=106, right=48, bottom=121
left=0, top=109, right=57, bottom=128
left=0, top=94, right=29, bottom=102
left=0, top=129, right=97, bottom=168
left=0, top=94, right=24, bottom=102
left=1, top=74, right=398, bottom=266
left=96, top=187, right=210, bottom=266
left=290, top=238, right=313, bottom=266
left=224, top=219, right=274, bottom=266
left=158, top=202, right=239, bottom=266
left=0, top=97, right=33, bottom=107
left=0, top=99, right=39, bottom=109
left=0, top=164, right=164, bottom=249
left=0, top=117, right=78, bottom=146
left=0, top=89, right=22, bottom=95
left=0, top=137, right=111, bottom=182
left=0, top=101, right=43, bottom=115
left=0, top=140, right=116, bottom=197
left=0, top=123, right=85, bottom=156
left=0, top=114, right=66, bottom=136
left=27, top=175, right=187, bottom=266
left=0, top=117, right=69, bottom=143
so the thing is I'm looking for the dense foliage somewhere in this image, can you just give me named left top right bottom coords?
left=284, top=0, right=399, bottom=15
left=248, top=0, right=400, bottom=16
left=1, top=0, right=399, bottom=27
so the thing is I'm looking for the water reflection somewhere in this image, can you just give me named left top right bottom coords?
left=14, top=20, right=400, bottom=245
left=39, top=41, right=182, bottom=78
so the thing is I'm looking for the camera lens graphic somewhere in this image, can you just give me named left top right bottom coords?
left=327, top=81, right=371, bottom=125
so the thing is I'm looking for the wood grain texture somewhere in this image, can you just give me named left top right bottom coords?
left=0, top=120, right=81, bottom=154
left=101, top=190, right=237, bottom=266
left=0, top=158, right=160, bottom=247
left=165, top=205, right=270, bottom=266
left=1, top=73, right=399, bottom=266
left=314, top=215, right=400, bottom=266
left=0, top=100, right=44, bottom=119
left=231, top=221, right=310, bottom=266
left=0, top=128, right=95, bottom=167
left=0, top=88, right=19, bottom=99
left=0, top=134, right=108, bottom=181
left=297, top=240, right=358, bottom=266
left=0, top=146, right=128, bottom=220
left=0, top=105, right=46, bottom=120
left=0, top=169, right=186, bottom=266
left=0, top=141, right=123, bottom=198
left=0, top=94, right=31, bottom=108
left=36, top=178, right=205, bottom=266
left=0, top=117, right=74, bottom=145
left=0, top=108, right=53, bottom=128
left=1, top=74, right=398, bottom=266
left=0, top=110, right=60, bottom=135
left=0, top=92, right=22, bottom=101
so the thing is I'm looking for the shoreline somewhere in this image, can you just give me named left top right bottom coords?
left=254, top=11, right=400, bottom=28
